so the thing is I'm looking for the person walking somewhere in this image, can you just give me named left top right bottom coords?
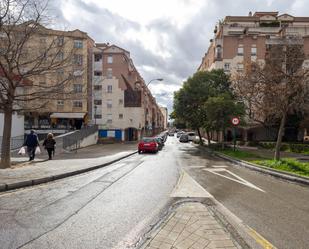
left=24, top=130, right=39, bottom=161
left=43, top=133, right=56, bottom=160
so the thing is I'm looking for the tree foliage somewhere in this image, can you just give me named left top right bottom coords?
left=173, top=69, right=244, bottom=144
left=232, top=37, right=309, bottom=160
left=0, top=0, right=79, bottom=168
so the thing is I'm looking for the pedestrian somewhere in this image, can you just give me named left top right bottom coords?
left=24, top=130, right=39, bottom=161
left=43, top=133, right=56, bottom=160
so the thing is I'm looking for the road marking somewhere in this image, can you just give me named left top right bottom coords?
left=248, top=227, right=277, bottom=249
left=204, top=168, right=265, bottom=193
left=211, top=165, right=228, bottom=168
left=171, top=170, right=213, bottom=198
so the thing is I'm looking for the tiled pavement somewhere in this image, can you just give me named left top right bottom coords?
left=144, top=202, right=239, bottom=249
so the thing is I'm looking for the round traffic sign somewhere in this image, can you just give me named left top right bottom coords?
left=231, top=117, right=240, bottom=126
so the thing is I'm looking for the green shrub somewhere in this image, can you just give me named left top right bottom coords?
left=289, top=143, right=309, bottom=154
left=253, top=158, right=309, bottom=177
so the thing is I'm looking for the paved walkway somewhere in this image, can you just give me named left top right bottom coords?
left=0, top=143, right=137, bottom=191
left=144, top=202, right=238, bottom=249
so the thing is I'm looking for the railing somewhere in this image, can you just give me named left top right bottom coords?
left=63, top=125, right=98, bottom=150
left=0, top=135, right=24, bottom=151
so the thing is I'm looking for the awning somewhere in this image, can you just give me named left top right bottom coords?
left=50, top=112, right=86, bottom=119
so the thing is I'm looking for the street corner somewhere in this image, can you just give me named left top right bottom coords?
left=141, top=202, right=240, bottom=249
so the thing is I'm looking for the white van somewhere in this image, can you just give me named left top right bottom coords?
left=186, top=132, right=196, bottom=141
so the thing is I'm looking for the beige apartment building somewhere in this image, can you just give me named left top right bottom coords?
left=17, top=23, right=95, bottom=133
left=198, top=12, right=309, bottom=142
left=160, top=106, right=168, bottom=130
left=91, top=43, right=164, bottom=141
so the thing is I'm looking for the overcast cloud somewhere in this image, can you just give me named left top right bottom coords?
left=48, top=0, right=309, bottom=113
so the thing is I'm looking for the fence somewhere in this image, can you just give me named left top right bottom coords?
left=63, top=125, right=98, bottom=151
left=0, top=135, right=24, bottom=151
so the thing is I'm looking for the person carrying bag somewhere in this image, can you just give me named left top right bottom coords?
left=43, top=133, right=56, bottom=160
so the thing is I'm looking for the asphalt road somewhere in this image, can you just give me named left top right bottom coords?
left=179, top=140, right=309, bottom=249
left=1, top=136, right=309, bottom=249
left=0, top=138, right=180, bottom=249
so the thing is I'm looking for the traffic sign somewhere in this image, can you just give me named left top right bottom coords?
left=231, top=117, right=240, bottom=126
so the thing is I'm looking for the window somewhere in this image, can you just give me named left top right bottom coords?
left=119, top=99, right=123, bottom=105
left=107, top=114, right=112, bottom=123
left=94, top=54, right=102, bottom=62
left=94, top=114, right=102, bottom=119
left=73, top=84, right=83, bottom=93
left=107, top=68, right=113, bottom=79
left=107, top=85, right=112, bottom=93
left=107, top=99, right=112, bottom=108
left=57, top=100, right=64, bottom=106
left=237, top=63, right=244, bottom=71
left=57, top=52, right=64, bottom=61
left=73, top=101, right=83, bottom=108
left=237, top=46, right=244, bottom=56
left=73, top=70, right=83, bottom=76
left=73, top=54, right=83, bottom=65
left=94, top=71, right=102, bottom=76
left=94, top=85, right=102, bottom=91
left=74, top=40, right=83, bottom=48
left=251, top=47, right=257, bottom=56
left=40, top=36, right=46, bottom=43
left=224, top=63, right=230, bottom=71
left=119, top=114, right=123, bottom=119
left=107, top=55, right=113, bottom=64
left=57, top=36, right=64, bottom=46
left=215, top=45, right=222, bottom=59
left=94, top=99, right=102, bottom=105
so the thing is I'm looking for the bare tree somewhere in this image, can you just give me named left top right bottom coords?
left=0, top=0, right=81, bottom=168
left=232, top=36, right=309, bottom=160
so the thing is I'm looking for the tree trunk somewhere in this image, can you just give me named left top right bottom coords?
left=206, top=130, right=211, bottom=146
left=197, top=128, right=204, bottom=145
left=0, top=109, right=13, bottom=168
left=221, top=127, right=225, bottom=149
left=274, top=112, right=287, bottom=161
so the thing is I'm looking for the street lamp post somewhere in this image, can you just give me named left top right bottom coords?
left=147, top=78, right=163, bottom=87
left=94, top=105, right=97, bottom=125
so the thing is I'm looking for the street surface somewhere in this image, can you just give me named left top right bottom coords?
left=0, top=136, right=309, bottom=248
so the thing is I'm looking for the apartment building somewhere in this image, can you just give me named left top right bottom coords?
left=198, top=12, right=309, bottom=142
left=91, top=43, right=164, bottom=141
left=14, top=22, right=95, bottom=133
left=160, top=106, right=168, bottom=130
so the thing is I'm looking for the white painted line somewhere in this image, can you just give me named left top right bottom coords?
left=204, top=168, right=265, bottom=193
left=171, top=170, right=213, bottom=198
left=211, top=165, right=228, bottom=168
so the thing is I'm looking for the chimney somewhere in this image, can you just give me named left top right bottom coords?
left=249, top=11, right=252, bottom=16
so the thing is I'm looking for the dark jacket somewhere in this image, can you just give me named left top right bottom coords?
left=24, top=134, right=39, bottom=147
left=43, top=138, right=56, bottom=149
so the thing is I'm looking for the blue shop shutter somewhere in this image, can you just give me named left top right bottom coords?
left=99, top=130, right=108, bottom=138
left=115, top=130, right=122, bottom=140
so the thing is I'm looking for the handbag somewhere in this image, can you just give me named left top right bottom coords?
left=35, top=146, right=41, bottom=155
left=18, top=146, right=26, bottom=155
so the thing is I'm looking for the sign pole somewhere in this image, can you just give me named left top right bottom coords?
left=231, top=117, right=240, bottom=151
left=233, top=126, right=236, bottom=151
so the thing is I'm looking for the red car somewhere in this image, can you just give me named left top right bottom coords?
left=138, top=137, right=159, bottom=154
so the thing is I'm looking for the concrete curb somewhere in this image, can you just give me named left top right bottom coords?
left=212, top=150, right=309, bottom=186
left=0, top=151, right=137, bottom=193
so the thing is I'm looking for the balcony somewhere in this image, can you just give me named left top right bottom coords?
left=94, top=60, right=103, bottom=71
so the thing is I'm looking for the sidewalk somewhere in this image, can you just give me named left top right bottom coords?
left=143, top=202, right=239, bottom=249
left=0, top=143, right=137, bottom=192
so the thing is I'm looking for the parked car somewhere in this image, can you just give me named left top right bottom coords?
left=186, top=132, right=196, bottom=141
left=177, top=131, right=185, bottom=138
left=138, top=137, right=159, bottom=153
left=179, top=134, right=189, bottom=143
left=154, top=137, right=164, bottom=150
left=168, top=131, right=175, bottom=136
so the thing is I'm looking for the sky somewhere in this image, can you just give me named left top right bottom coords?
left=48, top=0, right=309, bottom=114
